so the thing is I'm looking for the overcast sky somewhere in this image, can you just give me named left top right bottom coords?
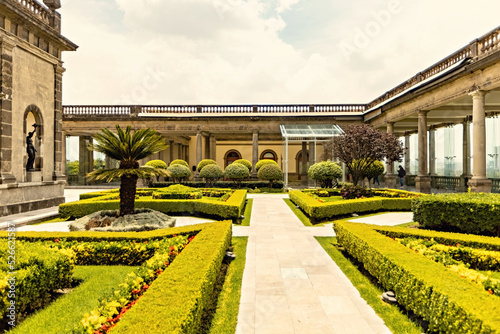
left=59, top=0, right=500, bottom=106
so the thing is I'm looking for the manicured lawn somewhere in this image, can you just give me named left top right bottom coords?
left=12, top=266, right=136, bottom=334
left=240, top=199, right=253, bottom=226
left=316, top=237, right=422, bottom=334
left=208, top=237, right=248, bottom=334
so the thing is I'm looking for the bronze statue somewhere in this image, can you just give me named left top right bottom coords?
left=26, top=124, right=39, bottom=171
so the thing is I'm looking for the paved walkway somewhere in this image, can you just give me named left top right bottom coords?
left=233, top=194, right=391, bottom=334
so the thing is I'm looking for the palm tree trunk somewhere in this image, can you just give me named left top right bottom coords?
left=120, top=174, right=138, bottom=215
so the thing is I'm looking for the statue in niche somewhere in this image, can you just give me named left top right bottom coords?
left=26, top=124, right=39, bottom=171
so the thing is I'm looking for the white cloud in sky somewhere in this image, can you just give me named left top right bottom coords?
left=59, top=0, right=500, bottom=105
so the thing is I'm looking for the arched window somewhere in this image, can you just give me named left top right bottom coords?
left=23, top=104, right=44, bottom=171
left=260, top=149, right=277, bottom=162
left=295, top=150, right=309, bottom=180
left=224, top=150, right=241, bottom=167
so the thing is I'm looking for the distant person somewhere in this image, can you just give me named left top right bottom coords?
left=373, top=175, right=380, bottom=186
left=398, top=165, right=406, bottom=188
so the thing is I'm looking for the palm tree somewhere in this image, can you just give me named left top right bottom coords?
left=86, top=125, right=169, bottom=216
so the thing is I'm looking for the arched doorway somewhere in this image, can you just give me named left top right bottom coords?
left=224, top=150, right=241, bottom=168
left=296, top=150, right=309, bottom=180
left=260, top=149, right=277, bottom=161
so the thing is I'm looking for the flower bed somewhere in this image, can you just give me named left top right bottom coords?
left=334, top=221, right=500, bottom=333
left=0, top=222, right=232, bottom=333
left=290, top=189, right=422, bottom=221
left=59, top=188, right=247, bottom=221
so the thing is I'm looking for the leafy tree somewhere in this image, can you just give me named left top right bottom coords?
left=233, top=159, right=252, bottom=172
left=257, top=164, right=283, bottom=187
left=255, top=159, right=277, bottom=171
left=66, top=160, right=79, bottom=175
left=94, top=158, right=105, bottom=170
left=327, top=124, right=403, bottom=186
left=197, top=159, right=217, bottom=172
left=167, top=164, right=191, bottom=183
left=224, top=163, right=250, bottom=187
left=360, top=159, right=385, bottom=185
left=199, top=164, right=223, bottom=186
left=308, top=161, right=342, bottom=188
left=169, top=159, right=189, bottom=168
left=86, top=125, right=169, bottom=216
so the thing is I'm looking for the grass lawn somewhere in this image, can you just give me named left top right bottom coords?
left=240, top=199, right=253, bottom=226
left=208, top=237, right=248, bottom=334
left=316, top=237, right=423, bottom=334
left=12, top=266, right=136, bottom=334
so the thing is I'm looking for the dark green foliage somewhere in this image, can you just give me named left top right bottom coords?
left=197, top=159, right=217, bottom=172
left=167, top=164, right=191, bottom=183
left=200, top=164, right=224, bottom=186
left=224, top=163, right=250, bottom=185
left=257, top=164, right=283, bottom=186
left=151, top=180, right=284, bottom=189
left=308, top=161, right=342, bottom=188
left=412, top=192, right=500, bottom=236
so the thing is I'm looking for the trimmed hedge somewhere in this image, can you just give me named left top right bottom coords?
left=0, top=222, right=233, bottom=334
left=289, top=190, right=413, bottom=221
left=334, top=221, right=500, bottom=333
left=412, top=192, right=500, bottom=236
left=60, top=189, right=247, bottom=220
left=151, top=180, right=284, bottom=189
left=0, top=242, right=75, bottom=322
left=152, top=184, right=202, bottom=200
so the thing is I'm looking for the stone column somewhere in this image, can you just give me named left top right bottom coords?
left=209, top=135, right=217, bottom=161
left=429, top=129, right=436, bottom=176
left=384, top=122, right=398, bottom=188
left=308, top=141, right=316, bottom=186
left=252, top=131, right=259, bottom=177
left=78, top=136, right=93, bottom=185
left=195, top=131, right=202, bottom=177
left=185, top=145, right=190, bottom=165
left=62, top=132, right=67, bottom=178
left=459, top=119, right=471, bottom=191
left=404, top=133, right=411, bottom=173
left=177, top=143, right=182, bottom=160
left=169, top=140, right=174, bottom=164
left=468, top=90, right=492, bottom=192
left=301, top=141, right=308, bottom=186
left=204, top=134, right=210, bottom=160
left=415, top=111, right=431, bottom=193
left=0, top=37, right=16, bottom=184
left=53, top=64, right=65, bottom=181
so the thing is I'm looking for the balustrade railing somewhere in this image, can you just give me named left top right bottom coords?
left=15, top=0, right=52, bottom=26
left=492, top=178, right=500, bottom=193
left=64, top=105, right=131, bottom=116
left=431, top=176, right=461, bottom=190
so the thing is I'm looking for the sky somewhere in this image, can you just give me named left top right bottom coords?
left=59, top=0, right=500, bottom=105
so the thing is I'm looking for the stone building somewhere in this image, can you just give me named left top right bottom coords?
left=0, top=0, right=77, bottom=216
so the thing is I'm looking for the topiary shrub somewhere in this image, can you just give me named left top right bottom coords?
left=255, top=159, right=277, bottom=171
left=167, top=164, right=191, bottom=183
left=224, top=163, right=250, bottom=187
left=199, top=164, right=224, bottom=187
left=169, top=159, right=189, bottom=168
left=308, top=161, right=342, bottom=188
left=197, top=159, right=217, bottom=172
left=233, top=159, right=252, bottom=172
left=257, top=164, right=283, bottom=187
left=145, top=160, right=168, bottom=169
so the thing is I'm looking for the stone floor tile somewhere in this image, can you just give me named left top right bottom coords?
left=280, top=267, right=309, bottom=279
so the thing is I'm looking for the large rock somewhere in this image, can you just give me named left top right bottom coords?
left=69, top=208, right=176, bottom=232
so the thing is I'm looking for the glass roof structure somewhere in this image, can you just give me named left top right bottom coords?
left=279, top=124, right=344, bottom=141
left=280, top=124, right=344, bottom=188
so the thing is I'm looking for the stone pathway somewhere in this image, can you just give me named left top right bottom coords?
left=233, top=194, right=391, bottom=334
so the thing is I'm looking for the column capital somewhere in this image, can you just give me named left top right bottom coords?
left=418, top=110, right=429, bottom=117
left=469, top=90, right=489, bottom=98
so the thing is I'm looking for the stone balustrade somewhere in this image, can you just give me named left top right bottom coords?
left=15, top=0, right=52, bottom=26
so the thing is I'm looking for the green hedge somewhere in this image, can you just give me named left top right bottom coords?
left=0, top=243, right=74, bottom=322
left=151, top=180, right=284, bottom=189
left=60, top=190, right=247, bottom=220
left=289, top=190, right=412, bottom=220
left=412, top=192, right=500, bottom=236
left=334, top=221, right=500, bottom=333
left=0, top=222, right=232, bottom=334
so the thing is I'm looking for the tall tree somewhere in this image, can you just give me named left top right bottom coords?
left=328, top=124, right=403, bottom=186
left=86, top=125, right=169, bottom=215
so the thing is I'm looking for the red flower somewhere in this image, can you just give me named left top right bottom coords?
left=488, top=289, right=494, bottom=294
left=170, top=246, right=175, bottom=251
left=54, top=239, right=59, bottom=243
left=143, top=284, right=150, bottom=290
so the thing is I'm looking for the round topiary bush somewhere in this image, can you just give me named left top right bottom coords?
left=199, top=164, right=223, bottom=186
left=145, top=159, right=167, bottom=169
left=233, top=159, right=252, bottom=172
left=169, top=159, right=189, bottom=167
left=257, top=164, right=283, bottom=186
left=167, top=164, right=191, bottom=183
left=197, top=159, right=217, bottom=172
left=362, top=160, right=385, bottom=181
left=255, top=159, right=277, bottom=171
left=224, top=163, right=250, bottom=186
left=308, top=161, right=342, bottom=188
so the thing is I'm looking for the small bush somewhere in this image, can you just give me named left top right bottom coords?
left=169, top=159, right=189, bottom=167
left=340, top=185, right=374, bottom=199
left=362, top=159, right=385, bottom=180
left=167, top=164, right=191, bottom=183
left=224, top=163, right=250, bottom=186
left=233, top=159, right=252, bottom=172
left=308, top=161, right=342, bottom=188
left=145, top=159, right=167, bottom=169
left=257, top=164, right=283, bottom=186
left=197, top=159, right=217, bottom=172
left=255, top=159, right=277, bottom=171
left=152, top=184, right=202, bottom=200
left=199, top=164, right=223, bottom=186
